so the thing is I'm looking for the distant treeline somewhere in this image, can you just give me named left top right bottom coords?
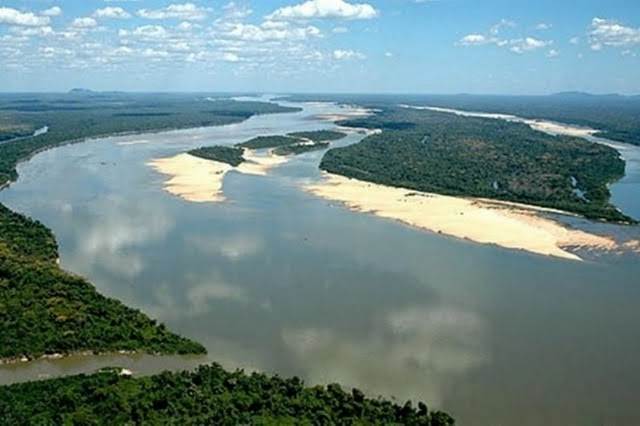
left=281, top=93, right=640, bottom=146
left=0, top=94, right=299, bottom=186
left=321, top=106, right=632, bottom=223
left=0, top=364, right=454, bottom=425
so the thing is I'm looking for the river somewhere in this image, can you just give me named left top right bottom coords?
left=1, top=98, right=639, bottom=425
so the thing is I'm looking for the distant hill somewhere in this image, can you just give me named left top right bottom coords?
left=68, top=88, right=94, bottom=94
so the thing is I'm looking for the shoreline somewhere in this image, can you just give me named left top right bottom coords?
left=305, top=173, right=627, bottom=261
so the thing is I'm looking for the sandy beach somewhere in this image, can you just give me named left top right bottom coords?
left=305, top=173, right=619, bottom=261
left=147, top=149, right=288, bottom=203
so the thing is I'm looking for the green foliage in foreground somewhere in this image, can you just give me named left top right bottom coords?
left=0, top=364, right=455, bottom=425
left=237, top=135, right=302, bottom=149
left=274, top=142, right=330, bottom=156
left=288, top=130, right=347, bottom=142
left=323, top=107, right=631, bottom=223
left=189, top=145, right=246, bottom=166
left=0, top=243, right=206, bottom=360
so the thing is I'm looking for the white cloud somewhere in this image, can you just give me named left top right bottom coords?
left=458, top=34, right=491, bottom=46
left=589, top=17, right=640, bottom=50
left=137, top=3, right=209, bottom=21
left=509, top=37, right=551, bottom=54
left=94, top=7, right=131, bottom=19
left=41, top=6, right=62, bottom=17
left=458, top=21, right=552, bottom=55
left=9, top=26, right=54, bottom=37
left=546, top=48, right=559, bottom=58
left=0, top=7, right=50, bottom=26
left=267, top=0, right=378, bottom=21
left=142, top=48, right=169, bottom=58
left=225, top=22, right=321, bottom=42
left=332, top=26, right=348, bottom=33
left=333, top=48, right=365, bottom=60
left=489, top=19, right=515, bottom=35
left=569, top=36, right=580, bottom=45
left=120, top=25, right=168, bottom=40
left=535, top=22, right=551, bottom=31
left=71, top=17, right=98, bottom=28
left=384, top=51, right=393, bottom=57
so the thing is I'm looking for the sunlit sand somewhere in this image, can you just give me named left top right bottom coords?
left=305, top=173, right=619, bottom=261
left=147, top=149, right=288, bottom=203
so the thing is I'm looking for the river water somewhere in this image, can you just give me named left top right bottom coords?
left=1, top=98, right=640, bottom=426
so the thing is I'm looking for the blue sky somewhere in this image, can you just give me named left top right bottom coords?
left=1, top=0, right=639, bottom=94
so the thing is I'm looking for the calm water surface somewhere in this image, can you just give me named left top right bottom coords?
left=1, top=99, right=640, bottom=426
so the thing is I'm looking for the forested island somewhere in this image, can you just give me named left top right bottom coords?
left=288, top=130, right=347, bottom=142
left=236, top=129, right=345, bottom=155
left=0, top=93, right=299, bottom=360
left=238, top=135, right=301, bottom=149
left=0, top=364, right=454, bottom=425
left=189, top=145, right=246, bottom=166
left=321, top=106, right=631, bottom=223
left=274, top=141, right=330, bottom=156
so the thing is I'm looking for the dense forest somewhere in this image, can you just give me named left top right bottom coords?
left=189, top=145, right=246, bottom=166
left=321, top=106, right=631, bottom=223
left=288, top=130, right=347, bottom=142
left=274, top=141, right=330, bottom=156
left=0, top=364, right=454, bottom=425
left=238, top=135, right=301, bottom=149
left=0, top=93, right=300, bottom=360
left=236, top=130, right=345, bottom=155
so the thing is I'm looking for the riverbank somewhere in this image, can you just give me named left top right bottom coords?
left=306, top=173, right=623, bottom=261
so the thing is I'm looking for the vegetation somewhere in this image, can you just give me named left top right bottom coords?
left=0, top=203, right=57, bottom=263
left=322, top=106, right=632, bottom=223
left=288, top=130, right=347, bottom=142
left=237, top=135, right=301, bottom=149
left=274, top=142, right=330, bottom=156
left=0, top=364, right=454, bottom=425
left=237, top=130, right=344, bottom=155
left=189, top=145, right=246, bottom=166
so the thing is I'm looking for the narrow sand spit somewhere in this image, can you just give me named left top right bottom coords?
left=305, top=173, right=619, bottom=261
left=147, top=149, right=287, bottom=202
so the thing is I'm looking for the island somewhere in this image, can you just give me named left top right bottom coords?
left=287, top=130, right=347, bottom=142
left=273, top=141, right=330, bottom=156
left=325, top=106, right=630, bottom=223
left=237, top=130, right=346, bottom=156
left=189, top=145, right=246, bottom=167
left=237, top=135, right=301, bottom=149
left=0, top=364, right=454, bottom=425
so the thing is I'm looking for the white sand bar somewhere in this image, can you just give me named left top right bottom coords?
left=305, top=173, right=619, bottom=261
left=148, top=153, right=232, bottom=202
left=147, top=149, right=288, bottom=203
